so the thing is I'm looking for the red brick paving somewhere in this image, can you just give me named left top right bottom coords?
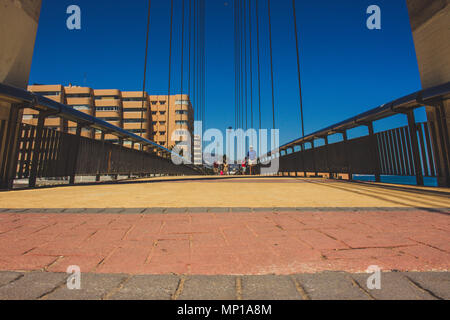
left=0, top=210, right=449, bottom=275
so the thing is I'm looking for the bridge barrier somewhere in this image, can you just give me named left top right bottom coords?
left=262, top=82, right=450, bottom=186
left=0, top=83, right=203, bottom=189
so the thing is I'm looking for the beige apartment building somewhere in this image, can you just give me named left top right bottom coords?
left=23, top=85, right=194, bottom=158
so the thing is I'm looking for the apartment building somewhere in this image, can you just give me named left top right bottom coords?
left=193, top=134, right=202, bottom=165
left=122, top=91, right=151, bottom=148
left=23, top=85, right=65, bottom=130
left=94, top=89, right=123, bottom=143
left=65, top=85, right=95, bottom=138
left=25, top=85, right=194, bottom=157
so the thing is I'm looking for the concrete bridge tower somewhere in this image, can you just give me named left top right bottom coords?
left=406, top=0, right=450, bottom=186
left=0, top=0, right=42, bottom=188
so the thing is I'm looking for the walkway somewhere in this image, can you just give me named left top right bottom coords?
left=0, top=176, right=448, bottom=299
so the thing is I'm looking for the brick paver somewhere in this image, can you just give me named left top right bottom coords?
left=0, top=177, right=448, bottom=299
left=0, top=271, right=447, bottom=300
left=0, top=209, right=448, bottom=275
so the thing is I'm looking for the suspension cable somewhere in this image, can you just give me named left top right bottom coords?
left=267, top=0, right=275, bottom=131
left=237, top=0, right=242, bottom=129
left=166, top=0, right=174, bottom=147
left=243, top=0, right=248, bottom=130
left=181, top=0, right=185, bottom=101
left=255, top=0, right=261, bottom=132
left=188, top=0, right=191, bottom=103
left=233, top=0, right=238, bottom=128
left=192, top=0, right=198, bottom=120
left=248, top=0, right=253, bottom=130
left=292, top=0, right=305, bottom=138
left=140, top=0, right=151, bottom=144
left=240, top=1, right=245, bottom=128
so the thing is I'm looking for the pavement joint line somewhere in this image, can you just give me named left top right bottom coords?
left=0, top=207, right=449, bottom=214
left=0, top=273, right=24, bottom=289
left=349, top=277, right=375, bottom=300
left=335, top=180, right=450, bottom=201
left=92, top=247, right=119, bottom=273
left=37, top=275, right=70, bottom=300
left=406, top=239, right=450, bottom=254
left=290, top=276, right=310, bottom=300
left=43, top=256, right=64, bottom=272
left=121, top=225, right=135, bottom=241
left=29, top=222, right=58, bottom=235
left=305, top=179, right=448, bottom=211
left=235, top=276, right=242, bottom=301
left=102, top=275, right=133, bottom=300
left=171, top=276, right=186, bottom=301
left=404, top=275, right=444, bottom=300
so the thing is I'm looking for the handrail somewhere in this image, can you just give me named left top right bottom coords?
left=0, top=82, right=190, bottom=163
left=277, top=81, right=450, bottom=151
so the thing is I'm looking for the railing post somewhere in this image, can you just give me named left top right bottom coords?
left=113, top=138, right=124, bottom=181
left=423, top=101, right=450, bottom=187
left=69, top=124, right=82, bottom=185
left=95, top=131, right=106, bottom=182
left=342, top=130, right=352, bottom=181
left=0, top=104, right=23, bottom=190
left=294, top=145, right=299, bottom=177
left=311, top=140, right=318, bottom=177
left=367, top=122, right=381, bottom=182
left=324, top=136, right=333, bottom=179
left=29, top=112, right=47, bottom=188
left=301, top=143, right=307, bottom=177
left=406, top=110, right=424, bottom=186
left=128, top=142, right=135, bottom=179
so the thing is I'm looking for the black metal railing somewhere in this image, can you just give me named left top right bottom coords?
left=0, top=83, right=204, bottom=189
left=263, top=82, right=450, bottom=186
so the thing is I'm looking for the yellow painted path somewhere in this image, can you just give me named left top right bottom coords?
left=0, top=176, right=449, bottom=208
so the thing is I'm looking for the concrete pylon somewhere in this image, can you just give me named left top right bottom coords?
left=0, top=0, right=42, bottom=189
left=406, top=0, right=450, bottom=187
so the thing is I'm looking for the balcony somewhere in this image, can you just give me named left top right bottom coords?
left=95, top=99, right=121, bottom=107
left=123, top=111, right=147, bottom=119
left=66, top=97, right=92, bottom=106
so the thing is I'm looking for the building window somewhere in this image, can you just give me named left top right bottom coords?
left=128, top=129, right=146, bottom=134
left=159, top=101, right=166, bottom=105
left=175, top=120, right=188, bottom=125
left=151, top=111, right=157, bottom=115
left=95, top=96, right=120, bottom=100
left=33, top=91, right=60, bottom=96
left=123, top=108, right=145, bottom=112
left=175, top=110, right=188, bottom=115
left=123, top=119, right=145, bottom=123
left=122, top=97, right=145, bottom=102
left=159, top=131, right=166, bottom=136
left=159, top=121, right=166, bottom=125
left=175, top=100, right=189, bottom=105
left=160, top=111, right=166, bottom=115
left=66, top=93, right=91, bottom=98
left=98, top=117, right=120, bottom=121
left=96, top=106, right=119, bottom=111
left=73, top=105, right=91, bottom=111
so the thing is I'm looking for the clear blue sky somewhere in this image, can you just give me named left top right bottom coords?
left=29, top=0, right=424, bottom=146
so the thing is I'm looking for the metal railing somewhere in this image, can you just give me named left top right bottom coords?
left=261, top=82, right=450, bottom=186
left=0, top=83, right=204, bottom=189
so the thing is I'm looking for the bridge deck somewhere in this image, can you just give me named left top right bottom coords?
left=1, top=176, right=449, bottom=209
left=0, top=177, right=448, bottom=284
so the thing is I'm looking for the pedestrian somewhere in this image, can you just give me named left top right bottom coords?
left=248, top=146, right=257, bottom=175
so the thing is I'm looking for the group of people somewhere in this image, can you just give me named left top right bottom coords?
left=213, top=146, right=258, bottom=176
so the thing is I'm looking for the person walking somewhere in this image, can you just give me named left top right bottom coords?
left=248, top=146, right=257, bottom=175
